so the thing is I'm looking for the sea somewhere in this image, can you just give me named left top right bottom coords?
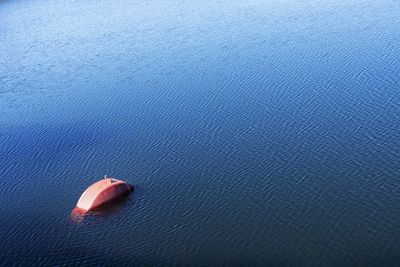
left=1, top=0, right=400, bottom=266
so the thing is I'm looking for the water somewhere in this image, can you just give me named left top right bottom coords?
left=1, top=0, right=400, bottom=266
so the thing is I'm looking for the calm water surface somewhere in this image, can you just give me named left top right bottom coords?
left=1, top=0, right=400, bottom=266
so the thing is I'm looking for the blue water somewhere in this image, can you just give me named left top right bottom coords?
left=1, top=0, right=400, bottom=266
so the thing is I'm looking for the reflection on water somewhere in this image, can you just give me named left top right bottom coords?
left=1, top=0, right=400, bottom=266
left=70, top=208, right=87, bottom=224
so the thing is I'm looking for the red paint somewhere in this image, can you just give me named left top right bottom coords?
left=76, top=178, right=131, bottom=211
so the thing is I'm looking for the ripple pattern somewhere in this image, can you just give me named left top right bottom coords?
left=1, top=0, right=400, bottom=266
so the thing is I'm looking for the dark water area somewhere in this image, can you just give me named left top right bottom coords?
left=1, top=0, right=400, bottom=266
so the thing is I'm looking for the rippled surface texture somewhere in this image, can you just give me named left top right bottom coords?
left=1, top=0, right=400, bottom=266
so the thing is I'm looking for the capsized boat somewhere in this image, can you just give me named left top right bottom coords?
left=76, top=176, right=132, bottom=211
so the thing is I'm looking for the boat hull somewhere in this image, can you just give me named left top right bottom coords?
left=76, top=178, right=131, bottom=211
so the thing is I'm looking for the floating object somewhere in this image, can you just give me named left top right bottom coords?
left=76, top=176, right=132, bottom=212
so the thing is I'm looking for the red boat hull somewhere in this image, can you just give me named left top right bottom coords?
left=76, top=178, right=131, bottom=211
